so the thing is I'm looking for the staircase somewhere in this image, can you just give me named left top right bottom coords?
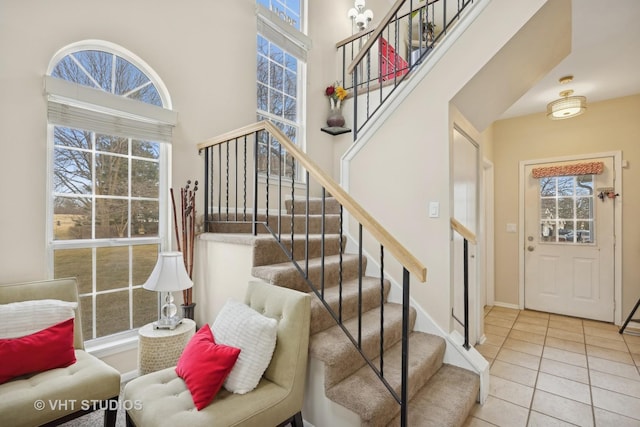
left=209, top=197, right=479, bottom=426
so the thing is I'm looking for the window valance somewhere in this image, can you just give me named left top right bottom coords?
left=531, top=161, right=604, bottom=178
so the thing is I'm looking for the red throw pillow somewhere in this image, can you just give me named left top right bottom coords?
left=175, top=323, right=241, bottom=410
left=0, top=318, right=76, bottom=384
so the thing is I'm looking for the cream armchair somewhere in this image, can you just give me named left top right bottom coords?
left=123, top=281, right=311, bottom=427
left=0, top=278, right=121, bottom=427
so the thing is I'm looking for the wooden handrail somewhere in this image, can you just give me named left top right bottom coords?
left=450, top=218, right=477, bottom=244
left=198, top=121, right=427, bottom=283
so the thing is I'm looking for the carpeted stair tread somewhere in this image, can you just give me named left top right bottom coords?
left=309, top=276, right=390, bottom=335
left=252, top=254, right=366, bottom=293
left=387, top=364, right=480, bottom=427
left=325, top=332, right=446, bottom=427
left=209, top=212, right=341, bottom=234
left=253, top=234, right=344, bottom=267
left=310, top=303, right=416, bottom=389
left=285, top=197, right=341, bottom=215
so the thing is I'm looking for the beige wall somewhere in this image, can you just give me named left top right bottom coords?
left=492, top=94, right=640, bottom=318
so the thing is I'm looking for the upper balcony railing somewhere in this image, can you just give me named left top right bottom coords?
left=337, top=0, right=475, bottom=138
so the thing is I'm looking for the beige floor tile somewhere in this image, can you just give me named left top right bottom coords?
left=490, top=306, right=520, bottom=316
left=516, top=315, right=549, bottom=327
left=519, top=310, right=550, bottom=320
left=586, top=345, right=635, bottom=364
left=489, top=376, right=534, bottom=408
left=625, top=340, right=640, bottom=354
left=527, top=411, right=579, bottom=427
left=549, top=313, right=583, bottom=324
left=487, top=309, right=519, bottom=320
left=472, top=395, right=529, bottom=427
left=543, top=346, right=588, bottom=368
left=484, top=333, right=507, bottom=348
left=463, top=415, right=499, bottom=427
left=485, top=323, right=511, bottom=338
left=591, top=386, right=640, bottom=421
left=584, top=325, right=625, bottom=341
left=512, top=321, right=547, bottom=336
left=496, top=348, right=541, bottom=371
left=588, top=356, right=640, bottom=379
left=508, top=329, right=546, bottom=346
left=590, top=370, right=640, bottom=398
left=622, top=333, right=640, bottom=345
left=585, top=335, right=628, bottom=352
left=583, top=319, right=618, bottom=331
left=546, top=327, right=584, bottom=344
left=531, top=390, right=594, bottom=427
left=545, top=336, right=586, bottom=355
left=593, top=407, right=640, bottom=427
left=632, top=353, right=640, bottom=367
left=485, top=316, right=516, bottom=329
left=502, top=338, right=544, bottom=357
left=548, top=318, right=584, bottom=334
left=535, top=372, right=591, bottom=404
left=491, top=360, right=538, bottom=387
left=539, top=358, right=589, bottom=384
left=477, top=343, right=501, bottom=360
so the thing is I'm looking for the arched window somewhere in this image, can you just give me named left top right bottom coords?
left=46, top=41, right=177, bottom=343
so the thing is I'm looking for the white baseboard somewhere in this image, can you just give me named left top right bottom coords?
left=491, top=301, right=520, bottom=310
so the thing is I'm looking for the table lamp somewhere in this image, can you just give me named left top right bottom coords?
left=143, top=252, right=193, bottom=330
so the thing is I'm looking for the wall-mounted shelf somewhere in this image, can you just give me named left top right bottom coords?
left=321, top=126, right=351, bottom=136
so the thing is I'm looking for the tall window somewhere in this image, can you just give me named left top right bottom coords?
left=256, top=0, right=309, bottom=181
left=47, top=42, right=176, bottom=342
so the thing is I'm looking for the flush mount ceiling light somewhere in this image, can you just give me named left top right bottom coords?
left=546, top=75, right=587, bottom=120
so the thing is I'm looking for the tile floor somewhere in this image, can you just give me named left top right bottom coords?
left=464, top=306, right=640, bottom=427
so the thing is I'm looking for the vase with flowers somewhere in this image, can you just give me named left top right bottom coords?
left=325, top=82, right=348, bottom=127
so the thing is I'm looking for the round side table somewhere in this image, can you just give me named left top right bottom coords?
left=138, top=318, right=196, bottom=375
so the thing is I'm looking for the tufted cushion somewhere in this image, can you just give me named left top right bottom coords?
left=212, top=299, right=277, bottom=394
left=0, top=299, right=77, bottom=339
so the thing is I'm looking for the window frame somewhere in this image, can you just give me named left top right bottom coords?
left=45, top=41, right=174, bottom=346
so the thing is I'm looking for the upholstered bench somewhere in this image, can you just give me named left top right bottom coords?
left=124, top=281, right=311, bottom=427
left=0, top=278, right=121, bottom=427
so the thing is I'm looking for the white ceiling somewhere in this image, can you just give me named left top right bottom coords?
left=499, top=0, right=640, bottom=119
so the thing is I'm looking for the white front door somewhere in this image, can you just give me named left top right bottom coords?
left=524, top=157, right=615, bottom=322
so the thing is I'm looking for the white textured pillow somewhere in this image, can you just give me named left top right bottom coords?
left=212, top=298, right=278, bottom=394
left=0, top=299, right=77, bottom=339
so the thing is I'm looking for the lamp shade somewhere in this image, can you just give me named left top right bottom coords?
left=143, top=252, right=193, bottom=292
left=546, top=96, right=587, bottom=120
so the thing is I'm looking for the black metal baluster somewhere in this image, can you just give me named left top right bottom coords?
left=358, top=224, right=363, bottom=348
left=225, top=142, right=229, bottom=221
left=252, top=132, right=259, bottom=236
left=290, top=157, right=295, bottom=257
left=218, top=145, right=221, bottom=220
left=338, top=204, right=343, bottom=323
left=305, top=171, right=309, bottom=278
left=321, top=188, right=326, bottom=299
left=243, top=136, right=247, bottom=221
left=235, top=138, right=238, bottom=222
left=266, top=136, right=270, bottom=228
left=278, top=143, right=282, bottom=241
left=203, top=147, right=210, bottom=232
left=380, top=245, right=385, bottom=377
left=401, top=268, right=410, bottom=427
left=463, top=238, right=470, bottom=349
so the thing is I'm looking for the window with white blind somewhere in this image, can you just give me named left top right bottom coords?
left=46, top=41, right=176, bottom=342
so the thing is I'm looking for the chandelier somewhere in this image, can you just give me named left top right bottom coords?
left=348, top=0, right=374, bottom=31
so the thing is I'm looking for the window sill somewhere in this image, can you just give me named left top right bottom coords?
left=85, top=330, right=139, bottom=358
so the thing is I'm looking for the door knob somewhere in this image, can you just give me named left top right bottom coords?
left=527, top=246, right=535, bottom=252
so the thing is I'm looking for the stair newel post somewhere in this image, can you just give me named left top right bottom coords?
left=203, top=147, right=210, bottom=232
left=252, top=131, right=259, bottom=236
left=401, top=267, right=410, bottom=427
left=320, top=188, right=326, bottom=299
left=379, top=244, right=385, bottom=377
left=305, top=171, right=310, bottom=278
left=463, top=237, right=470, bottom=349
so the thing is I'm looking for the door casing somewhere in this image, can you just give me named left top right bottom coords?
left=518, top=151, right=623, bottom=324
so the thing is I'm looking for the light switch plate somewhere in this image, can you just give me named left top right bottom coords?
left=429, top=201, right=439, bottom=218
